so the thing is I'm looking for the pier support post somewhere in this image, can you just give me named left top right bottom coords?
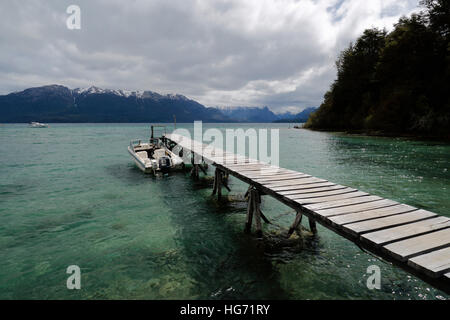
left=288, top=212, right=303, bottom=237
left=308, top=218, right=317, bottom=234
left=259, top=209, right=271, bottom=224
left=217, top=169, right=222, bottom=200
left=244, top=187, right=266, bottom=237
left=244, top=185, right=251, bottom=199
left=190, top=153, right=200, bottom=180
left=253, top=190, right=263, bottom=238
left=211, top=168, right=229, bottom=200
left=221, top=175, right=231, bottom=192
left=212, top=169, right=218, bottom=195
left=190, top=164, right=200, bottom=180
left=288, top=212, right=318, bottom=237
left=244, top=189, right=254, bottom=234
left=199, top=161, right=208, bottom=175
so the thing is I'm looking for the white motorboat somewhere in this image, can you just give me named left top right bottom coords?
left=29, top=122, right=48, bottom=128
left=128, top=126, right=184, bottom=174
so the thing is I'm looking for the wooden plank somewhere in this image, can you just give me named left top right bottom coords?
left=313, top=199, right=396, bottom=217
left=295, top=191, right=369, bottom=205
left=233, top=168, right=283, bottom=175
left=228, top=168, right=274, bottom=173
left=255, top=175, right=311, bottom=181
left=225, top=163, right=269, bottom=169
left=216, top=162, right=260, bottom=167
left=226, top=159, right=258, bottom=164
left=271, top=182, right=336, bottom=192
left=262, top=176, right=325, bottom=184
left=263, top=177, right=328, bottom=187
left=221, top=162, right=260, bottom=166
left=203, top=150, right=231, bottom=156
left=253, top=175, right=311, bottom=182
left=219, top=156, right=255, bottom=160
left=342, top=210, right=438, bottom=236
left=209, top=159, right=255, bottom=166
left=279, top=185, right=348, bottom=196
left=287, top=187, right=358, bottom=200
left=233, top=164, right=280, bottom=170
left=210, top=152, right=243, bottom=156
left=305, top=195, right=383, bottom=212
left=240, top=170, right=297, bottom=177
left=221, top=159, right=259, bottom=164
left=407, top=247, right=450, bottom=278
left=222, top=160, right=260, bottom=165
left=238, top=172, right=295, bottom=179
left=383, top=228, right=450, bottom=261
left=238, top=168, right=294, bottom=173
left=250, top=169, right=300, bottom=176
left=218, top=158, right=259, bottom=163
left=252, top=173, right=311, bottom=182
left=329, top=203, right=417, bottom=225
left=361, top=216, right=450, bottom=246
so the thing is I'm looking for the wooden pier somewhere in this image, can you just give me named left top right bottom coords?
left=164, top=133, right=450, bottom=293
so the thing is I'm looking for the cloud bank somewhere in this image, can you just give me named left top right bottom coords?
left=0, top=0, right=420, bottom=112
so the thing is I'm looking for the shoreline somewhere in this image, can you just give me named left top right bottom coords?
left=299, top=127, right=450, bottom=143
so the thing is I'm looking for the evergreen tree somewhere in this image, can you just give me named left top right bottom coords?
left=305, top=1, right=449, bottom=138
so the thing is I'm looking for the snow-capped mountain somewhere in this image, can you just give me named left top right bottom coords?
left=0, top=85, right=229, bottom=123
left=72, top=86, right=188, bottom=100
left=0, top=85, right=316, bottom=123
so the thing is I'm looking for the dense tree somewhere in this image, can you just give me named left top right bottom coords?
left=305, top=1, right=450, bottom=138
left=421, top=0, right=450, bottom=39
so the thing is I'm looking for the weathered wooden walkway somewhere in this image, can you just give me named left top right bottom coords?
left=164, top=133, right=450, bottom=293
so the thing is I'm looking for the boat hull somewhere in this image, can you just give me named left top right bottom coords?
left=128, top=145, right=184, bottom=174
left=29, top=122, right=48, bottom=128
left=128, top=146, right=154, bottom=173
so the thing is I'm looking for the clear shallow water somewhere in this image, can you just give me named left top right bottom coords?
left=0, top=123, right=448, bottom=300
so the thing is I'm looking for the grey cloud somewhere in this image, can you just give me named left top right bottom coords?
left=0, top=0, right=420, bottom=112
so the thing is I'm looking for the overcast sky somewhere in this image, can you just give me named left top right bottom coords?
left=0, top=0, right=420, bottom=113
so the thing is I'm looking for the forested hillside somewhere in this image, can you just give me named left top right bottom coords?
left=305, top=0, right=449, bottom=138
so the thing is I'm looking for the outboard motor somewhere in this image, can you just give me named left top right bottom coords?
left=158, top=156, right=172, bottom=172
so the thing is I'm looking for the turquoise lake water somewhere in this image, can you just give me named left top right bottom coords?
left=0, top=123, right=448, bottom=299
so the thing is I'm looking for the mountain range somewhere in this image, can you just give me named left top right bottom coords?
left=216, top=106, right=316, bottom=123
left=0, top=85, right=316, bottom=123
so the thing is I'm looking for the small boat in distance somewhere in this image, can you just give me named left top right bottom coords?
left=128, top=125, right=184, bottom=174
left=29, top=122, right=49, bottom=128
